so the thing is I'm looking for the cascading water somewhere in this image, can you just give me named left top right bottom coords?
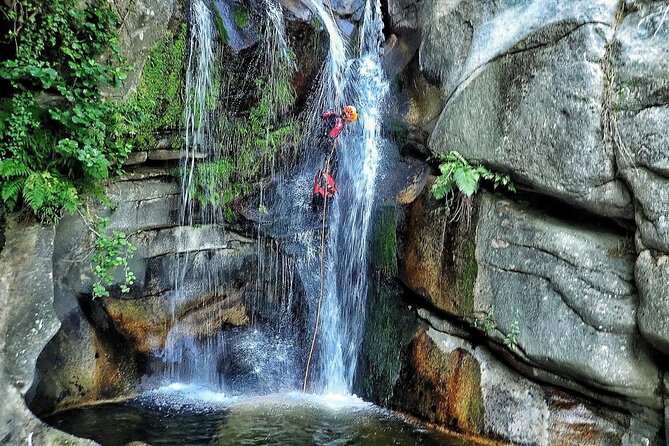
left=160, top=0, right=224, bottom=388
left=314, top=0, right=389, bottom=394
left=151, top=0, right=387, bottom=398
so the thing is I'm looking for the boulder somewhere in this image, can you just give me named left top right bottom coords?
left=0, top=217, right=94, bottom=445
left=613, top=1, right=669, bottom=252
left=422, top=0, right=632, bottom=218
left=475, top=193, right=661, bottom=407
left=636, top=250, right=669, bottom=354
left=398, top=177, right=479, bottom=318
left=389, top=318, right=664, bottom=446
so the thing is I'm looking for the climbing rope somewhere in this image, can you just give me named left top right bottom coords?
left=303, top=190, right=329, bottom=392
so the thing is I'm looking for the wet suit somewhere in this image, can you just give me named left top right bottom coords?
left=312, top=111, right=345, bottom=210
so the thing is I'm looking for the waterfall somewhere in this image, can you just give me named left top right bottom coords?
left=151, top=0, right=387, bottom=397
left=159, top=0, right=224, bottom=388
left=316, top=0, right=388, bottom=394
left=181, top=0, right=218, bottom=226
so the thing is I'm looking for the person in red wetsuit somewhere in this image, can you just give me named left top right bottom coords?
left=312, top=105, right=358, bottom=211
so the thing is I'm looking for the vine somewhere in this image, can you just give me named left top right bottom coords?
left=91, top=217, right=137, bottom=298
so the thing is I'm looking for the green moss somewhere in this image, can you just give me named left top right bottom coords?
left=211, top=3, right=230, bottom=43
left=191, top=72, right=300, bottom=219
left=233, top=5, right=250, bottom=28
left=371, top=206, right=398, bottom=276
left=354, top=281, right=418, bottom=405
left=457, top=231, right=477, bottom=317
left=120, top=24, right=187, bottom=148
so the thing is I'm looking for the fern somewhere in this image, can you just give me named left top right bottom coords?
left=1, top=178, right=25, bottom=209
left=0, top=159, right=30, bottom=178
left=432, top=151, right=515, bottom=201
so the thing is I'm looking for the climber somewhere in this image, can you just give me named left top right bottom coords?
left=311, top=169, right=338, bottom=211
left=311, top=105, right=357, bottom=210
left=319, top=105, right=358, bottom=145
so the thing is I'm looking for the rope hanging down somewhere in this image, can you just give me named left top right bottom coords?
left=303, top=189, right=329, bottom=392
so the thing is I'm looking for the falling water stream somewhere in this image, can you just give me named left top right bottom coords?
left=315, top=0, right=388, bottom=394
left=41, top=0, right=477, bottom=444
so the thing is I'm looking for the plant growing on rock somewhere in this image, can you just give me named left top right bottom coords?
left=432, top=151, right=514, bottom=224
left=473, top=310, right=497, bottom=334
left=0, top=0, right=131, bottom=224
left=503, top=319, right=521, bottom=350
left=88, top=215, right=137, bottom=299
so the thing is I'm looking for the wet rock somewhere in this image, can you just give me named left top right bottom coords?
left=211, top=0, right=260, bottom=52
left=109, top=0, right=182, bottom=98
left=378, top=157, right=430, bottom=206
left=329, top=0, right=365, bottom=18
left=636, top=250, right=669, bottom=354
left=392, top=331, right=485, bottom=434
left=385, top=316, right=664, bottom=445
left=0, top=217, right=93, bottom=445
left=278, top=0, right=312, bottom=21
left=398, top=60, right=443, bottom=134
left=354, top=281, right=419, bottom=405
left=613, top=2, right=669, bottom=252
left=475, top=193, right=661, bottom=407
left=383, top=33, right=420, bottom=79
left=398, top=177, right=478, bottom=318
left=29, top=305, right=141, bottom=416
left=422, top=0, right=632, bottom=218
left=387, top=0, right=420, bottom=32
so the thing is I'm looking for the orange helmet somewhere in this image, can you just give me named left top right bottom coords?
left=342, top=105, right=358, bottom=123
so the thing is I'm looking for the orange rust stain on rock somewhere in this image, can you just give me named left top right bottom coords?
left=547, top=391, right=628, bottom=446
left=392, top=332, right=484, bottom=436
left=400, top=178, right=476, bottom=318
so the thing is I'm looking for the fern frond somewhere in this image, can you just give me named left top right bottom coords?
left=1, top=177, right=25, bottom=209
left=0, top=158, right=30, bottom=178
left=23, top=172, right=47, bottom=211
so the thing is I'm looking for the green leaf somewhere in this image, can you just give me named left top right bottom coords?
left=453, top=167, right=479, bottom=197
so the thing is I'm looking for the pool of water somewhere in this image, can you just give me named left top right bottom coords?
left=44, top=385, right=477, bottom=446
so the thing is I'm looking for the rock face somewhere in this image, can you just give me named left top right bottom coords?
left=614, top=1, right=669, bottom=252
left=109, top=0, right=183, bottom=98
left=475, top=194, right=660, bottom=407
left=398, top=177, right=478, bottom=318
left=356, top=301, right=664, bottom=446
left=381, top=0, right=669, bottom=440
left=636, top=251, right=669, bottom=355
left=0, top=217, right=93, bottom=445
left=425, top=0, right=632, bottom=218
left=28, top=173, right=269, bottom=414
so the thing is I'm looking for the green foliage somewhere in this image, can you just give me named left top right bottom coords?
left=192, top=75, right=299, bottom=219
left=432, top=151, right=515, bottom=201
left=91, top=216, right=137, bottom=298
left=233, top=6, right=250, bottom=28
left=473, top=310, right=496, bottom=334
left=503, top=319, right=520, bottom=350
left=119, top=25, right=187, bottom=148
left=0, top=0, right=130, bottom=223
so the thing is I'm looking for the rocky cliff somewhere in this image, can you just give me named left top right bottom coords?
left=2, top=0, right=669, bottom=445
left=355, top=0, right=669, bottom=444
